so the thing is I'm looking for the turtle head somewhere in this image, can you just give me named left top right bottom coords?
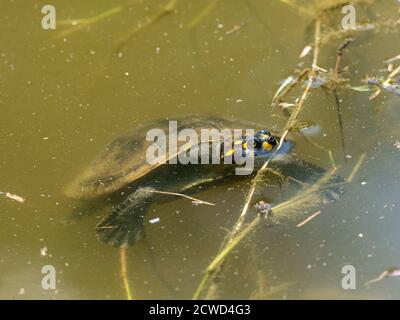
left=226, top=130, right=292, bottom=159
left=244, top=130, right=279, bottom=158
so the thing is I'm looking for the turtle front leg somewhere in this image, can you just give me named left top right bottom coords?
left=96, top=187, right=157, bottom=248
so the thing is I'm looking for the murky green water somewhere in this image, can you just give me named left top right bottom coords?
left=1, top=0, right=399, bottom=299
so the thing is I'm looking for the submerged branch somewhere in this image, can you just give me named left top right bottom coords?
left=194, top=19, right=323, bottom=299
left=120, top=248, right=133, bottom=300
left=142, top=189, right=216, bottom=206
left=369, top=65, right=400, bottom=100
left=56, top=6, right=123, bottom=38
left=114, top=0, right=178, bottom=54
left=188, top=0, right=219, bottom=30
left=193, top=166, right=335, bottom=300
left=0, top=191, right=26, bottom=203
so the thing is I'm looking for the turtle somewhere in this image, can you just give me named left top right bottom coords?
left=65, top=115, right=339, bottom=248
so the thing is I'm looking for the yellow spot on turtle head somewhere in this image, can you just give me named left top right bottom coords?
left=262, top=141, right=273, bottom=151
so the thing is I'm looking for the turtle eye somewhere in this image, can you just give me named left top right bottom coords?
left=268, top=136, right=277, bottom=145
left=252, top=139, right=262, bottom=148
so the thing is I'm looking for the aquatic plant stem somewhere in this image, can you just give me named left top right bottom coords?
left=56, top=6, right=123, bottom=38
left=332, top=38, right=354, bottom=157
left=194, top=18, right=323, bottom=299
left=193, top=215, right=263, bottom=300
left=188, top=0, right=219, bottom=30
left=235, top=17, right=322, bottom=236
left=120, top=248, right=133, bottom=300
left=369, top=65, right=400, bottom=100
left=114, top=0, right=178, bottom=53
left=0, top=191, right=25, bottom=203
left=346, top=152, right=366, bottom=182
left=193, top=167, right=335, bottom=300
left=142, top=189, right=216, bottom=206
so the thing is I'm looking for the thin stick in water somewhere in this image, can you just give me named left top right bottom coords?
left=120, top=248, right=133, bottom=300
left=142, top=189, right=216, bottom=206
left=346, top=153, right=366, bottom=182
left=296, top=210, right=321, bottom=227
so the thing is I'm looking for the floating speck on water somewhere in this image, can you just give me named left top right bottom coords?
left=358, top=233, right=364, bottom=238
left=345, top=154, right=353, bottom=159
left=361, top=181, right=367, bottom=185
left=40, top=246, right=48, bottom=256
left=18, top=288, right=25, bottom=295
left=149, top=217, right=160, bottom=224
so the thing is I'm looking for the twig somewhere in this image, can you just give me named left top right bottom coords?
left=272, top=69, right=310, bottom=105
left=277, top=0, right=312, bottom=17
left=114, top=0, right=178, bottom=54
left=296, top=210, right=321, bottom=227
left=331, top=38, right=354, bottom=158
left=194, top=19, right=323, bottom=299
left=226, top=23, right=246, bottom=35
left=56, top=6, right=123, bottom=38
left=237, top=18, right=322, bottom=235
left=188, top=0, right=219, bottom=30
left=365, top=267, right=400, bottom=286
left=333, top=91, right=346, bottom=157
left=369, top=65, right=400, bottom=100
left=142, top=189, right=216, bottom=206
left=193, top=167, right=335, bottom=300
left=346, top=153, right=366, bottom=182
left=0, top=191, right=26, bottom=203
left=193, top=214, right=263, bottom=300
left=120, top=248, right=133, bottom=300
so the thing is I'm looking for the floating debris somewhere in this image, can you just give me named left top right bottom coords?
left=149, top=217, right=160, bottom=224
left=40, top=246, right=48, bottom=257
left=383, top=54, right=400, bottom=64
left=299, top=45, right=312, bottom=58
left=0, top=191, right=26, bottom=203
left=296, top=210, right=321, bottom=227
left=349, top=85, right=372, bottom=92
left=225, top=23, right=246, bottom=35
left=272, top=76, right=296, bottom=102
left=365, top=267, right=400, bottom=286
left=367, top=78, right=400, bottom=96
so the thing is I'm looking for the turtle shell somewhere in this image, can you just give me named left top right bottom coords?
left=64, top=115, right=251, bottom=199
